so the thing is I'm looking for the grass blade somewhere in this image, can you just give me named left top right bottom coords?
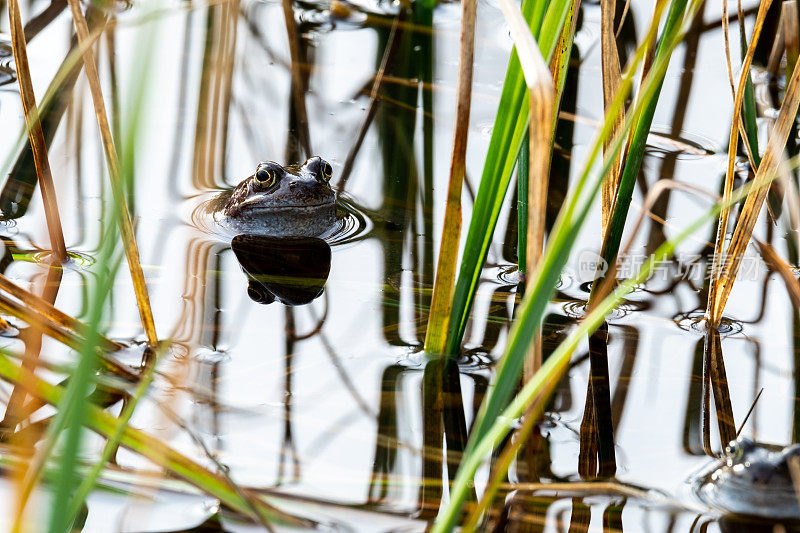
left=63, top=342, right=165, bottom=526
left=444, top=0, right=574, bottom=356
left=430, top=3, right=687, bottom=530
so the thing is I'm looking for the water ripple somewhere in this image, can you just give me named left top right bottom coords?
left=674, top=310, right=744, bottom=337
left=0, top=36, right=15, bottom=87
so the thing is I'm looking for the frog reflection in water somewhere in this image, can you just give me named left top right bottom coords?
left=231, top=234, right=331, bottom=306
left=214, top=156, right=337, bottom=237
left=692, top=437, right=800, bottom=521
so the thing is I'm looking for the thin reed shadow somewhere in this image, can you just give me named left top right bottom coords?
left=701, top=329, right=736, bottom=454
left=578, top=321, right=617, bottom=479
left=683, top=329, right=738, bottom=456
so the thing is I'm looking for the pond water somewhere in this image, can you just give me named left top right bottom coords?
left=0, top=0, right=794, bottom=531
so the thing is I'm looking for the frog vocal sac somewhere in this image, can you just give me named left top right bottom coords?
left=213, top=156, right=337, bottom=237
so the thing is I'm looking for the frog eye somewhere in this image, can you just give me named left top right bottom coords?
left=321, top=161, right=333, bottom=182
left=255, top=167, right=277, bottom=188
left=725, top=437, right=756, bottom=463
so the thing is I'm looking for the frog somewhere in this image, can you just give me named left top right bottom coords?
left=691, top=436, right=800, bottom=521
left=212, top=156, right=337, bottom=237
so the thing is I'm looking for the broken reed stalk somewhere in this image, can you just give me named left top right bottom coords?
left=708, top=40, right=800, bottom=326
left=705, top=0, right=772, bottom=327
left=757, top=240, right=800, bottom=308
left=423, top=0, right=476, bottom=355
left=66, top=0, right=158, bottom=347
left=0, top=273, right=122, bottom=350
left=6, top=0, right=67, bottom=261
left=600, top=0, right=624, bottom=232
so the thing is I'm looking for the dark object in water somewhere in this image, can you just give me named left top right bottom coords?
left=231, top=234, right=331, bottom=306
left=691, top=436, right=800, bottom=522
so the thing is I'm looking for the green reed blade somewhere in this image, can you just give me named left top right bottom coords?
left=430, top=4, right=698, bottom=530
left=433, top=167, right=760, bottom=532
left=588, top=0, right=690, bottom=305
left=63, top=341, right=165, bottom=525
left=46, top=228, right=117, bottom=533
left=740, top=13, right=761, bottom=168
left=60, top=30, right=160, bottom=525
left=44, top=7, right=156, bottom=531
left=517, top=130, right=530, bottom=273
left=442, top=0, right=572, bottom=356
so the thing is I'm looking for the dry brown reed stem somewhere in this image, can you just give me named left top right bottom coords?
left=706, top=0, right=773, bottom=328
left=720, top=0, right=758, bottom=170
left=422, top=0, right=476, bottom=355
left=192, top=4, right=238, bottom=189
left=219, top=0, right=240, bottom=172
left=0, top=288, right=127, bottom=359
left=756, top=240, right=800, bottom=308
left=708, top=59, right=800, bottom=326
left=497, top=0, right=552, bottom=390
left=600, top=0, right=623, bottom=232
left=6, top=0, right=67, bottom=262
left=0, top=273, right=120, bottom=346
left=786, top=1, right=799, bottom=77
left=66, top=0, right=158, bottom=347
left=204, top=1, right=238, bottom=185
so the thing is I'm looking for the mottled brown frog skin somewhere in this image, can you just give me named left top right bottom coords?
left=692, top=437, right=800, bottom=521
left=214, top=157, right=337, bottom=237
